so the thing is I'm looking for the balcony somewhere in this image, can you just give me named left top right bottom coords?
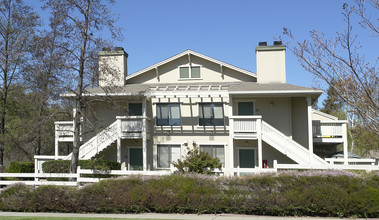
left=312, top=120, right=347, bottom=144
left=55, top=116, right=150, bottom=144
left=55, top=121, right=74, bottom=142
left=230, top=116, right=262, bottom=139
left=117, top=116, right=150, bottom=139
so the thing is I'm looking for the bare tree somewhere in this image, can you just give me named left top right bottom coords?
left=282, top=0, right=378, bottom=137
left=0, top=0, right=39, bottom=167
left=43, top=0, right=122, bottom=173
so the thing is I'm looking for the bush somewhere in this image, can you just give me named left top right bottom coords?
left=42, top=159, right=121, bottom=180
left=8, top=161, right=34, bottom=173
left=42, top=159, right=121, bottom=173
left=6, top=161, right=34, bottom=180
left=172, top=147, right=221, bottom=175
left=0, top=171, right=378, bottom=217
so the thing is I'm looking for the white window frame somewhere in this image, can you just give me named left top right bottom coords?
left=178, top=64, right=202, bottom=80
left=198, top=143, right=226, bottom=168
left=156, top=144, right=182, bottom=169
left=198, top=102, right=225, bottom=127
left=156, top=103, right=182, bottom=126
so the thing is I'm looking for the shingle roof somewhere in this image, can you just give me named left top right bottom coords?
left=228, top=82, right=323, bottom=96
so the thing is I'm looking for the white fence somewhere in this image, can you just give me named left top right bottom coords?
left=0, top=166, right=171, bottom=187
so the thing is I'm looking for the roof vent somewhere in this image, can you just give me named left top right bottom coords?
left=273, top=41, right=282, bottom=46
left=259, top=42, right=267, bottom=46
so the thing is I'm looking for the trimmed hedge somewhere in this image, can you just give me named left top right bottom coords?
left=42, top=159, right=120, bottom=173
left=8, top=161, right=34, bottom=173
left=6, top=161, right=35, bottom=180
left=0, top=171, right=378, bottom=217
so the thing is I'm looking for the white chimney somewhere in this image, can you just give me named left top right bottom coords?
left=256, top=41, right=286, bottom=84
left=98, top=47, right=128, bottom=87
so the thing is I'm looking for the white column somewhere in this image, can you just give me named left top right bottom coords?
left=307, top=97, right=314, bottom=165
left=117, top=118, right=122, bottom=163
left=54, top=123, right=59, bottom=160
left=228, top=96, right=234, bottom=176
left=142, top=98, right=147, bottom=171
left=257, top=117, right=263, bottom=169
left=342, top=123, right=348, bottom=165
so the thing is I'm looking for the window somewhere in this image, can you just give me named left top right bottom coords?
left=129, top=103, right=142, bottom=116
left=200, top=145, right=225, bottom=166
left=179, top=65, right=201, bottom=79
left=156, top=103, right=181, bottom=126
left=199, top=103, right=224, bottom=126
left=157, top=145, right=181, bottom=168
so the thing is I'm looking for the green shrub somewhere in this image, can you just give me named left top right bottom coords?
left=6, top=161, right=34, bottom=180
left=0, top=171, right=378, bottom=217
left=8, top=161, right=34, bottom=173
left=172, top=147, right=222, bottom=175
left=42, top=159, right=121, bottom=180
left=42, top=159, right=121, bottom=173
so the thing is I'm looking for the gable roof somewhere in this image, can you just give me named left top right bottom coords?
left=125, top=49, right=256, bottom=82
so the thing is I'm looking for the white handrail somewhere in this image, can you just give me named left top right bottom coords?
left=63, top=121, right=118, bottom=160
left=262, top=121, right=328, bottom=166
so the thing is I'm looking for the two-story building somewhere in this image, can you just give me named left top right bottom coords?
left=43, top=41, right=378, bottom=175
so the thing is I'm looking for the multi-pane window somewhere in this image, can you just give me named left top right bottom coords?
left=179, top=66, right=201, bottom=79
left=129, top=103, right=142, bottom=116
left=157, top=145, right=181, bottom=168
left=199, top=103, right=224, bottom=126
left=156, top=103, right=181, bottom=126
left=200, top=145, right=225, bottom=166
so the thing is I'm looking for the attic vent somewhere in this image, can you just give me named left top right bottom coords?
left=259, top=42, right=267, bottom=46
left=273, top=41, right=282, bottom=46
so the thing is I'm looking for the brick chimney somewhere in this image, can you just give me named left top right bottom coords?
left=98, top=47, right=128, bottom=87
left=256, top=41, right=286, bottom=84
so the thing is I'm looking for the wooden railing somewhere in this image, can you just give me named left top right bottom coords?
left=312, top=120, right=346, bottom=138
left=230, top=116, right=261, bottom=139
left=55, top=121, right=74, bottom=141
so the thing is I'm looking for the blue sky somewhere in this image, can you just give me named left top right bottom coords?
left=29, top=0, right=377, bottom=107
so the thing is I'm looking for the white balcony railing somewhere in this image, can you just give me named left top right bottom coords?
left=230, top=116, right=261, bottom=139
left=55, top=121, right=74, bottom=142
left=312, top=120, right=346, bottom=138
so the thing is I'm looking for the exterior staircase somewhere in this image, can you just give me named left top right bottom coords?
left=63, top=121, right=118, bottom=160
left=261, top=121, right=329, bottom=167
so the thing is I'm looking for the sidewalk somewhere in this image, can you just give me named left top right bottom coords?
left=0, top=212, right=372, bottom=219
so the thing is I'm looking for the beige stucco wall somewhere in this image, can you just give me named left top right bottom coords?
left=291, top=97, right=309, bottom=148
left=126, top=55, right=256, bottom=84
left=256, top=49, right=286, bottom=84
left=99, top=53, right=127, bottom=87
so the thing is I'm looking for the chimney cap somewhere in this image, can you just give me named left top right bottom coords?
left=273, top=41, right=282, bottom=46
left=102, top=47, right=111, bottom=51
left=114, top=47, right=124, bottom=51
left=259, top=42, right=267, bottom=46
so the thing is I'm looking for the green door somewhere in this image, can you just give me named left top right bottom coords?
left=238, top=102, right=254, bottom=115
left=130, top=148, right=143, bottom=170
left=239, top=149, right=255, bottom=168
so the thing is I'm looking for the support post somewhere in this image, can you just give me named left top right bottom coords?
left=257, top=117, right=263, bottom=169
left=342, top=123, right=348, bottom=165
left=307, top=97, right=314, bottom=165
left=117, top=118, right=122, bottom=163
left=142, top=98, right=147, bottom=171
left=228, top=96, right=234, bottom=176
left=54, top=123, right=59, bottom=160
